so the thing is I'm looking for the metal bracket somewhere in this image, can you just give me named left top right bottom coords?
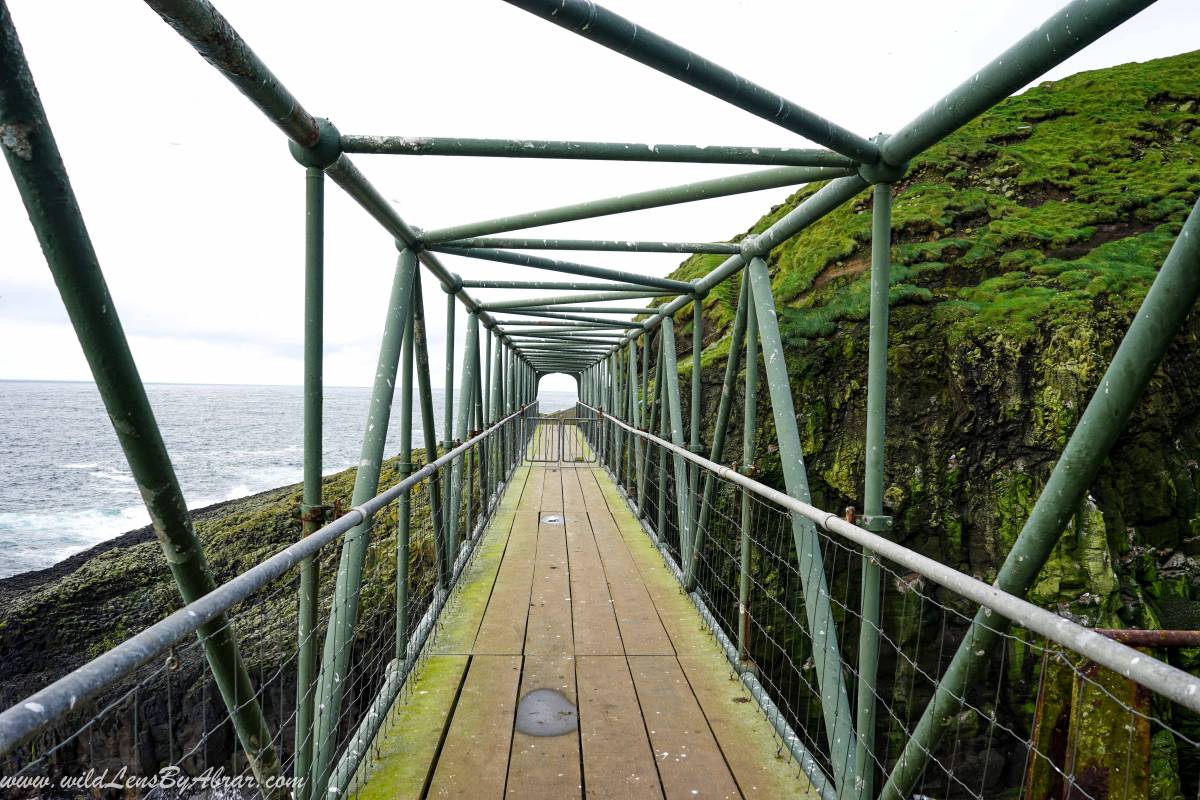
left=298, top=500, right=342, bottom=526
left=858, top=514, right=893, bottom=533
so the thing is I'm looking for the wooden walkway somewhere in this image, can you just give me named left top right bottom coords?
left=352, top=449, right=818, bottom=799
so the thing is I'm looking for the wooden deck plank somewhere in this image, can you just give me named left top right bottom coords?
left=678, top=654, right=820, bottom=799
left=576, top=472, right=673, bottom=656
left=524, top=512, right=574, bottom=656
left=352, top=654, right=470, bottom=800
left=577, top=655, right=664, bottom=800
left=427, top=655, right=523, bottom=798
left=541, top=465, right=565, bottom=511
left=431, top=467, right=529, bottom=655
left=473, top=510, right=539, bottom=655
left=628, top=655, right=742, bottom=800
left=506, top=656, right=583, bottom=798
left=561, top=464, right=588, bottom=511
left=588, top=469, right=713, bottom=656
left=565, top=511, right=624, bottom=656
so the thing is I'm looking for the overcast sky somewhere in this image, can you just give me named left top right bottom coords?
left=2, top=0, right=1196, bottom=394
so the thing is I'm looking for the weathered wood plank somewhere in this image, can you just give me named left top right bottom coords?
left=431, top=468, right=529, bottom=655
left=427, top=655, right=523, bottom=799
left=473, top=510, right=539, bottom=655
left=353, top=655, right=470, bottom=800
left=678, top=654, right=820, bottom=799
left=525, top=512, right=574, bottom=656
left=506, top=656, right=583, bottom=798
left=577, top=655, right=664, bottom=800
left=628, top=655, right=742, bottom=800
left=564, top=510, right=623, bottom=656
left=541, top=465, right=565, bottom=511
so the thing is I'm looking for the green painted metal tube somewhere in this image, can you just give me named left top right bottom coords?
left=636, top=334, right=652, bottom=518
left=483, top=328, right=493, bottom=501
left=684, top=275, right=749, bottom=591
left=500, top=310, right=643, bottom=327
left=655, top=345, right=669, bottom=545
left=659, top=319, right=692, bottom=557
left=738, top=283, right=759, bottom=665
left=629, top=339, right=643, bottom=508
left=611, top=176, right=869, bottom=349
left=343, top=135, right=855, bottom=167
left=501, top=0, right=879, bottom=163
left=688, top=298, right=703, bottom=561
left=508, top=306, right=656, bottom=315
left=308, top=250, right=416, bottom=796
left=854, top=183, right=891, bottom=800
left=442, top=291, right=456, bottom=541
left=411, top=270, right=448, bottom=590
left=0, top=10, right=282, bottom=790
left=747, top=257, right=857, bottom=795
left=295, top=166, right=323, bottom=800
left=396, top=290, right=415, bottom=661
left=879, top=192, right=1200, bottom=800
left=438, top=247, right=693, bottom=293
left=882, top=0, right=1155, bottom=167
left=442, top=236, right=743, bottom=254
left=473, top=332, right=488, bottom=517
left=485, top=289, right=674, bottom=309
left=462, top=279, right=657, bottom=291
left=448, top=314, right=480, bottom=563
left=422, top=166, right=853, bottom=243
left=143, top=0, right=319, bottom=146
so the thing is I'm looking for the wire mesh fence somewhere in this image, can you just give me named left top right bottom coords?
left=0, top=413, right=529, bottom=800
left=598, top=423, right=1200, bottom=800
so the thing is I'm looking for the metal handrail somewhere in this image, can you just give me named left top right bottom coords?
left=0, top=405, right=529, bottom=758
left=581, top=401, right=1200, bottom=717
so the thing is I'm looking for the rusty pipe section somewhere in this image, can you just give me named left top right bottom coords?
left=1094, top=629, right=1200, bottom=647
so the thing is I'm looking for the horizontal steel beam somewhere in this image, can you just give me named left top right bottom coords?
left=461, top=279, right=657, bottom=291
left=502, top=0, right=879, bottom=162
left=440, top=247, right=692, bottom=293
left=342, top=135, right=855, bottom=167
left=497, top=310, right=643, bottom=327
left=422, top=165, right=851, bottom=243
left=483, top=288, right=677, bottom=309
left=503, top=306, right=654, bottom=315
left=442, top=237, right=741, bottom=254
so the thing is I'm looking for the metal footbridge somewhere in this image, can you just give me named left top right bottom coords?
left=2, top=1, right=1200, bottom=798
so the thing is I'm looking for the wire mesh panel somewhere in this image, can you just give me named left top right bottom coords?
left=559, top=417, right=596, bottom=464
left=525, top=417, right=561, bottom=462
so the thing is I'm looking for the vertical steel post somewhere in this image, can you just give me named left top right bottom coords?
left=443, top=292, right=456, bottom=536
left=684, top=275, right=749, bottom=590
left=472, top=333, right=486, bottom=524
left=309, top=250, right=416, bottom=795
left=412, top=271, right=447, bottom=591
left=655, top=342, right=669, bottom=545
left=629, top=339, right=642, bottom=502
left=637, top=333, right=651, bottom=515
left=491, top=339, right=504, bottom=490
left=854, top=182, right=891, bottom=799
left=0, top=11, right=283, bottom=789
left=659, top=319, right=692, bottom=556
left=395, top=285, right=415, bottom=659
left=738, top=278, right=759, bottom=665
left=881, top=193, right=1200, bottom=800
left=448, top=313, right=480, bottom=561
left=295, top=166, right=324, bottom=800
left=484, top=328, right=493, bottom=502
left=689, top=297, right=703, bottom=555
left=747, top=256, right=857, bottom=794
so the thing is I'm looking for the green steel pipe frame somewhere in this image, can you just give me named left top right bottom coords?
left=0, top=7, right=284, bottom=794
left=3, top=0, right=1190, bottom=796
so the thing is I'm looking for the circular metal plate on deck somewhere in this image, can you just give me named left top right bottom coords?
left=542, top=515, right=563, bottom=525
left=515, top=688, right=578, bottom=737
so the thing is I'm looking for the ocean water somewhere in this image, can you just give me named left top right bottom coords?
left=0, top=381, right=577, bottom=578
